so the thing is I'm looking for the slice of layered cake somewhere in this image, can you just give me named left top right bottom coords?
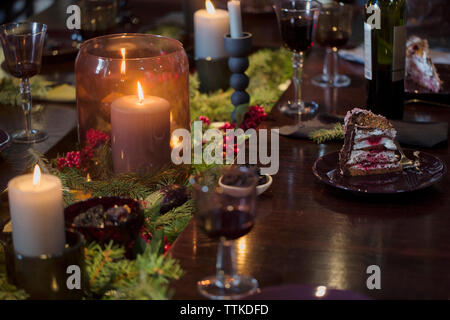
left=406, top=36, right=443, bottom=93
left=339, top=108, right=401, bottom=176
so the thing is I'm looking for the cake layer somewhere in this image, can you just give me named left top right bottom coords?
left=347, top=163, right=402, bottom=176
left=353, top=137, right=397, bottom=151
left=354, top=128, right=396, bottom=141
left=346, top=150, right=398, bottom=166
left=406, top=36, right=443, bottom=93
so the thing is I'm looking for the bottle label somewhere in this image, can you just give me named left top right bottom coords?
left=364, top=23, right=372, bottom=80
left=392, top=25, right=406, bottom=82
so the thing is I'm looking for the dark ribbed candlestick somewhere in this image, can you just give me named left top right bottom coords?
left=224, top=32, right=253, bottom=121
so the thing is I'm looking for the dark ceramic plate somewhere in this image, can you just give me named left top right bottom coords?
left=0, top=129, right=11, bottom=153
left=242, top=284, right=369, bottom=300
left=313, top=150, right=446, bottom=194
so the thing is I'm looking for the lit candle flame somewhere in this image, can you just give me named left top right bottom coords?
left=137, top=81, right=144, bottom=104
left=33, top=164, right=41, bottom=186
left=120, top=48, right=126, bottom=75
left=205, top=0, right=215, bottom=14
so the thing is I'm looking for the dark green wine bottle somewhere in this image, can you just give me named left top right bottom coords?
left=364, top=0, right=407, bottom=120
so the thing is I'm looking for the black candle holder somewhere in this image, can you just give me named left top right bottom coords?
left=0, top=229, right=88, bottom=300
left=224, top=32, right=253, bottom=121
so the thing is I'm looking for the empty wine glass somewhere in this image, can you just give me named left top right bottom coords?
left=191, top=166, right=258, bottom=300
left=0, top=22, right=48, bottom=144
left=274, top=0, right=321, bottom=117
left=312, top=2, right=353, bottom=87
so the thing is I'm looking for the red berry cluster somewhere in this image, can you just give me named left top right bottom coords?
left=83, top=129, right=110, bottom=161
left=86, top=129, right=110, bottom=148
left=57, top=129, right=110, bottom=171
left=198, top=115, right=210, bottom=126
left=213, top=105, right=266, bottom=157
left=222, top=134, right=240, bottom=157
left=139, top=228, right=172, bottom=254
left=219, top=122, right=235, bottom=130
left=57, top=151, right=82, bottom=170
left=239, top=105, right=267, bottom=130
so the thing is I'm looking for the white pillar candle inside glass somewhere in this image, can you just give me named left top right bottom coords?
left=111, top=81, right=171, bottom=174
left=194, top=0, right=230, bottom=59
left=7, top=165, right=66, bottom=257
left=228, top=0, right=243, bottom=38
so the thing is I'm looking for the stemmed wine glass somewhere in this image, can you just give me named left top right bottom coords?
left=274, top=0, right=321, bottom=117
left=191, top=166, right=258, bottom=300
left=0, top=22, right=48, bottom=143
left=312, top=2, right=353, bottom=87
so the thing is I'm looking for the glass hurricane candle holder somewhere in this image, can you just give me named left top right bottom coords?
left=75, top=34, right=190, bottom=154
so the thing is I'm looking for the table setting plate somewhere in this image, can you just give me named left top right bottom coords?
left=243, top=284, right=369, bottom=300
left=313, top=149, right=447, bottom=194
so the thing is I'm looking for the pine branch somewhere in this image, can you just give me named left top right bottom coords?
left=84, top=241, right=183, bottom=300
left=145, top=199, right=195, bottom=242
left=27, top=149, right=51, bottom=174
left=190, top=48, right=292, bottom=122
left=309, top=123, right=345, bottom=144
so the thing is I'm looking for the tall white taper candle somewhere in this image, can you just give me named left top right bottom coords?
left=228, top=0, right=243, bottom=38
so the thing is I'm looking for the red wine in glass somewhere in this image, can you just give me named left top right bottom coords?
left=199, top=209, right=255, bottom=240
left=192, top=166, right=259, bottom=300
left=280, top=16, right=316, bottom=53
left=274, top=0, right=321, bottom=117
left=6, top=61, right=40, bottom=78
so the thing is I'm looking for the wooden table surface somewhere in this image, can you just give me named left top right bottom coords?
left=0, top=0, right=448, bottom=300
left=170, top=48, right=450, bottom=300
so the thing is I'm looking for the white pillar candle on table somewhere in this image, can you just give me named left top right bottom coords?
left=111, top=81, right=171, bottom=174
left=194, top=0, right=230, bottom=59
left=7, top=165, right=66, bottom=257
left=228, top=0, right=243, bottom=38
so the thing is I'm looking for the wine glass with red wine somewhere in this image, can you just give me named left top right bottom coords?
left=274, top=0, right=321, bottom=117
left=0, top=22, right=48, bottom=143
left=312, top=2, right=353, bottom=88
left=191, top=166, right=258, bottom=300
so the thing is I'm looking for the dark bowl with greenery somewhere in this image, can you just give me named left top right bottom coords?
left=64, top=197, right=144, bottom=252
